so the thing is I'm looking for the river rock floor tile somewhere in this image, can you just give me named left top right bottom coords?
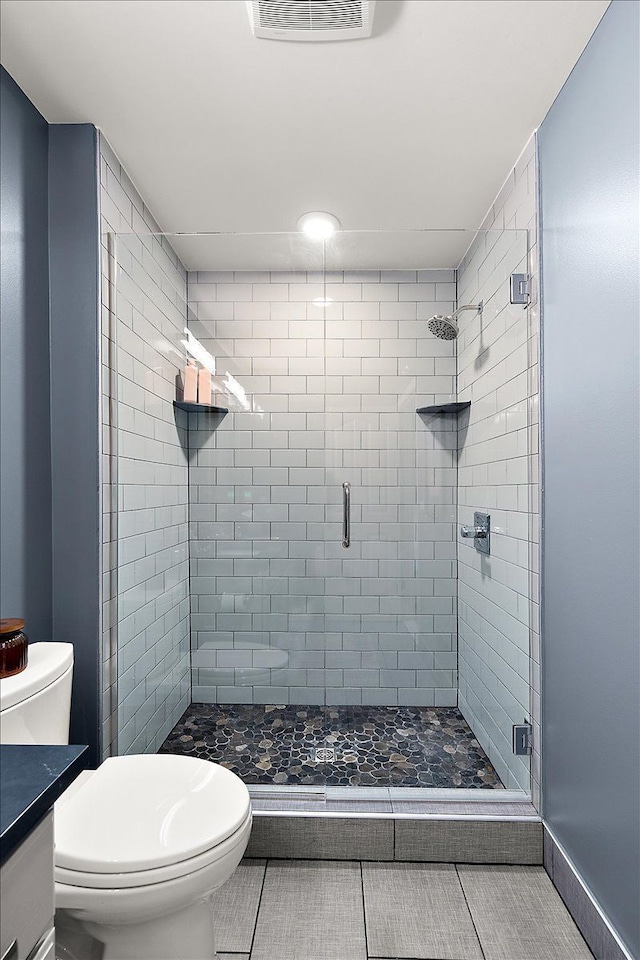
left=159, top=704, right=503, bottom=788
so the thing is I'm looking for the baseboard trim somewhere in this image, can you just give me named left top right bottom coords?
left=543, top=824, right=634, bottom=960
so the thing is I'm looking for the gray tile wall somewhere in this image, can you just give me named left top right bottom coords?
left=455, top=134, right=539, bottom=795
left=186, top=270, right=459, bottom=706
left=99, top=134, right=190, bottom=757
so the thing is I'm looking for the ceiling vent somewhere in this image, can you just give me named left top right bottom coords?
left=246, top=1, right=376, bottom=42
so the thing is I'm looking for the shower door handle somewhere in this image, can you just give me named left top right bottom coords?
left=342, top=482, right=351, bottom=549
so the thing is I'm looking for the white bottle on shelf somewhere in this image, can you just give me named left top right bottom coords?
left=198, top=367, right=212, bottom=405
left=183, top=359, right=198, bottom=403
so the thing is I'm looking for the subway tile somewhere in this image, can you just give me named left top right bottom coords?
left=175, top=171, right=538, bottom=721
left=399, top=282, right=435, bottom=300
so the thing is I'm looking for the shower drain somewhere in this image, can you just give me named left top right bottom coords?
left=309, top=743, right=358, bottom=764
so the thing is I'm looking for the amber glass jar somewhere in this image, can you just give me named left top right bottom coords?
left=0, top=619, right=29, bottom=678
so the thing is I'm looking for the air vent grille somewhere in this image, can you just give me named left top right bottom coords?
left=247, top=0, right=375, bottom=41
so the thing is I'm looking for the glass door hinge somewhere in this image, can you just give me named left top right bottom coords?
left=510, top=273, right=530, bottom=305
left=512, top=722, right=533, bottom=756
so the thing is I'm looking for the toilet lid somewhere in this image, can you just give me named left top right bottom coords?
left=54, top=755, right=251, bottom=874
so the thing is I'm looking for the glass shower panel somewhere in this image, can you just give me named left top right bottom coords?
left=112, top=230, right=191, bottom=757
left=456, top=228, right=533, bottom=792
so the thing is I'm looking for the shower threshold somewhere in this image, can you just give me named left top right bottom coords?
left=246, top=784, right=536, bottom=819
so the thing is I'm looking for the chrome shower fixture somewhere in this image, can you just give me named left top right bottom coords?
left=427, top=302, right=483, bottom=340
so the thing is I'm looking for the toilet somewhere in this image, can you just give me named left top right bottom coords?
left=0, top=643, right=252, bottom=960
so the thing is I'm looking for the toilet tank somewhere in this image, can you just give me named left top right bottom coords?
left=0, top=642, right=73, bottom=745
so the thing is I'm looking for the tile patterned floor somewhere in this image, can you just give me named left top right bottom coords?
left=159, top=704, right=503, bottom=788
left=211, top=859, right=595, bottom=960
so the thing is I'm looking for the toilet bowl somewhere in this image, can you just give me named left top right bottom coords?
left=0, top=644, right=252, bottom=960
left=54, top=754, right=252, bottom=960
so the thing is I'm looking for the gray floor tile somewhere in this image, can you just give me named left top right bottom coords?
left=251, top=860, right=367, bottom=960
left=216, top=956, right=249, bottom=959
left=210, top=858, right=265, bottom=953
left=362, top=862, right=483, bottom=959
left=246, top=815, right=393, bottom=860
left=457, top=864, right=594, bottom=959
left=395, top=819, right=543, bottom=863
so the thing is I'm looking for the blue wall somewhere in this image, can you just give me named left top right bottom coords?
left=0, top=67, right=52, bottom=639
left=0, top=68, right=101, bottom=764
left=49, top=125, right=101, bottom=765
left=539, top=2, right=640, bottom=956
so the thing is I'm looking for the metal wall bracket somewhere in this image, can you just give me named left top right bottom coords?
left=510, top=273, right=530, bottom=305
left=512, top=722, right=533, bottom=756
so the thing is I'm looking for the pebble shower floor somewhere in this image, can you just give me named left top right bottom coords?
left=159, top=704, right=503, bottom=788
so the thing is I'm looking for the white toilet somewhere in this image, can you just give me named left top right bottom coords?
left=0, top=643, right=252, bottom=960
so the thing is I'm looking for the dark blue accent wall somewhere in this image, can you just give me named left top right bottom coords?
left=539, top=2, right=640, bottom=956
left=49, top=125, right=101, bottom=766
left=0, top=67, right=52, bottom=639
left=0, top=69, right=101, bottom=765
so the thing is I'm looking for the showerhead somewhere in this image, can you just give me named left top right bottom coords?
left=427, top=315, right=459, bottom=340
left=426, top=302, right=483, bottom=340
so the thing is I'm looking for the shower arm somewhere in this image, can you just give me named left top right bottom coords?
left=452, top=302, right=483, bottom=319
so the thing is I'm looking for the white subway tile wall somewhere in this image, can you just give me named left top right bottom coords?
left=187, top=271, right=459, bottom=706
left=100, top=134, right=190, bottom=758
left=455, top=134, right=539, bottom=795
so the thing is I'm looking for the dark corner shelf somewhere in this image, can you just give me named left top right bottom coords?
left=173, top=400, right=229, bottom=414
left=417, top=402, right=471, bottom=415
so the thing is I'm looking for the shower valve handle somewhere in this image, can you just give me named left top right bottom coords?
left=460, top=524, right=488, bottom=539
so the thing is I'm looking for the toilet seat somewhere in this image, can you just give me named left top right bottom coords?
left=54, top=755, right=251, bottom=887
left=55, top=809, right=252, bottom=889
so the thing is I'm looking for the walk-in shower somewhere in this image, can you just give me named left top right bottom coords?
left=104, top=225, right=536, bottom=803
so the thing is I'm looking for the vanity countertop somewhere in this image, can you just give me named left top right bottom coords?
left=0, top=743, right=89, bottom=865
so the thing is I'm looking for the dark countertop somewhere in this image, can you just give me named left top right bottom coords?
left=0, top=744, right=89, bottom=865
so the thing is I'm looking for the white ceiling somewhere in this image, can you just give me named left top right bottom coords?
left=0, top=0, right=609, bottom=268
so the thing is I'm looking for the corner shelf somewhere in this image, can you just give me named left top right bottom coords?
left=173, top=401, right=228, bottom=414
left=416, top=402, right=471, bottom=415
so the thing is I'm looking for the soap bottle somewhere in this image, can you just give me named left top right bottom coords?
left=183, top=359, right=198, bottom=403
left=198, top=366, right=212, bottom=405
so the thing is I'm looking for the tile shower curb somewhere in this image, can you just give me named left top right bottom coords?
left=245, top=814, right=543, bottom=864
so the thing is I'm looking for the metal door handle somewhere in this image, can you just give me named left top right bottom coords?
left=342, top=482, right=351, bottom=548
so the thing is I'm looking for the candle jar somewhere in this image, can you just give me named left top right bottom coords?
left=0, top=619, right=29, bottom=678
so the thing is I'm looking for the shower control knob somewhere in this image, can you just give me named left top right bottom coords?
left=460, top=513, right=491, bottom=555
left=460, top=525, right=487, bottom=538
